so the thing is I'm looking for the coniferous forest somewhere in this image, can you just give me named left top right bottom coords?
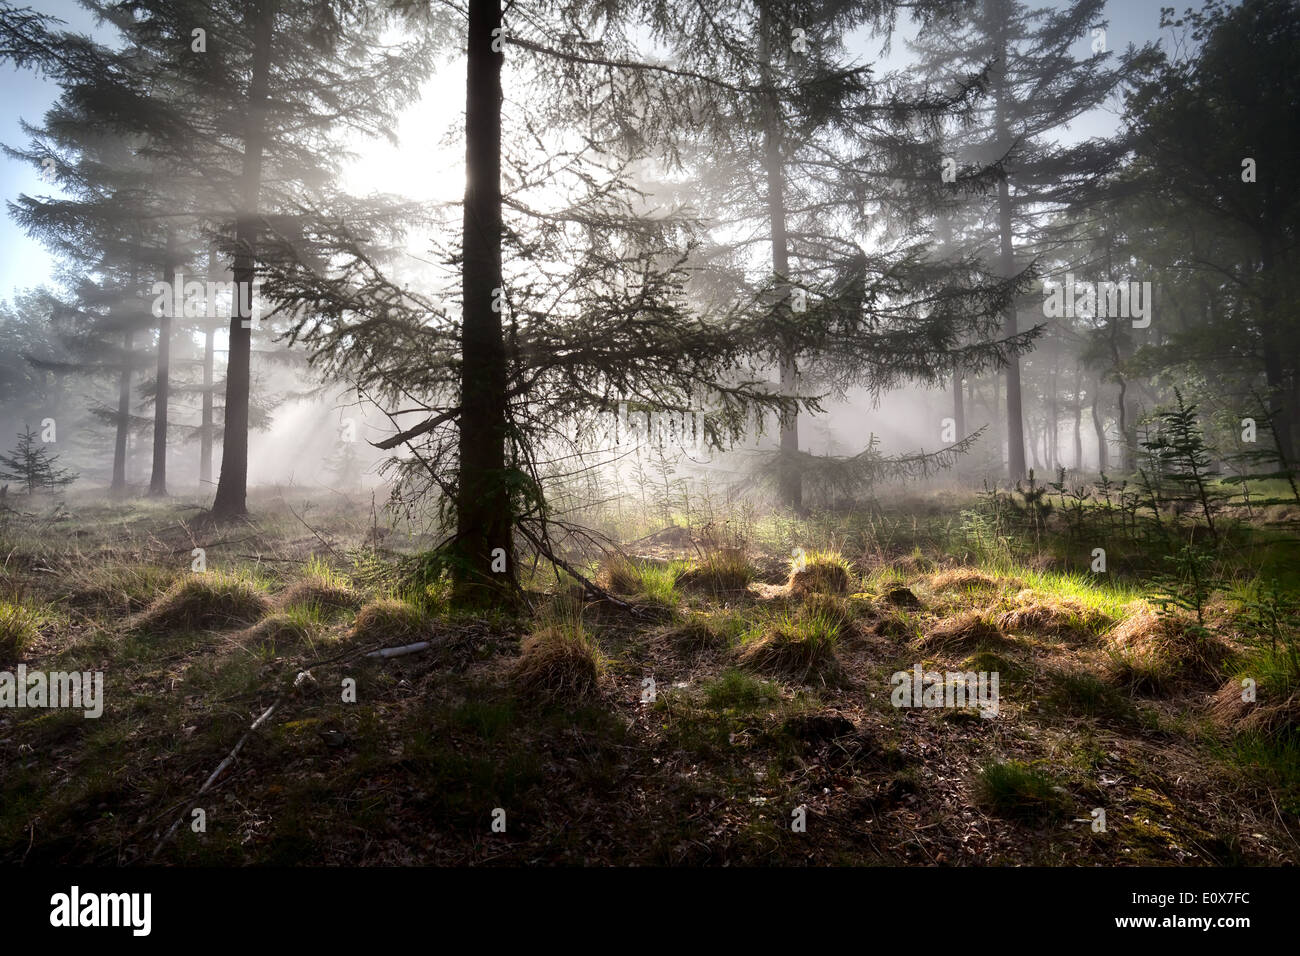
left=0, top=0, right=1297, bottom=914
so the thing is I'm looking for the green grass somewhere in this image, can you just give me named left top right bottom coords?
left=787, top=548, right=855, bottom=596
left=976, top=759, right=1066, bottom=819
left=637, top=561, right=685, bottom=606
left=702, top=668, right=781, bottom=710
left=738, top=609, right=844, bottom=683
left=0, top=601, right=41, bottom=661
left=1045, top=670, right=1137, bottom=722
left=134, top=571, right=270, bottom=632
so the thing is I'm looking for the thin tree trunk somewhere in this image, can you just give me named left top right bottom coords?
left=953, top=363, right=965, bottom=440
left=758, top=9, right=800, bottom=512
left=454, top=0, right=514, bottom=601
left=112, top=326, right=132, bottom=494
left=1091, top=379, right=1108, bottom=473
left=1072, top=362, right=1083, bottom=470
left=200, top=320, right=215, bottom=486
left=148, top=235, right=174, bottom=496
left=200, top=251, right=218, bottom=486
left=993, top=372, right=1004, bottom=470
left=994, top=32, right=1026, bottom=483
left=211, top=1, right=274, bottom=519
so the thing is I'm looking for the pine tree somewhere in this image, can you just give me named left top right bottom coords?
left=1127, top=0, right=1300, bottom=465
left=910, top=0, right=1157, bottom=481
left=633, top=0, right=1033, bottom=509
left=0, top=425, right=77, bottom=494
left=1141, top=388, right=1223, bottom=538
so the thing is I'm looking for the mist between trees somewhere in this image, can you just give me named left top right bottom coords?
left=0, top=0, right=1295, bottom=604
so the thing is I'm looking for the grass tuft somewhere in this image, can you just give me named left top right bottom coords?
left=787, top=549, right=853, bottom=597
left=134, top=572, right=269, bottom=632
left=916, top=611, right=1006, bottom=653
left=738, top=609, right=843, bottom=684
left=1103, top=605, right=1233, bottom=694
left=511, top=623, right=606, bottom=704
left=702, top=668, right=780, bottom=710
left=975, top=760, right=1065, bottom=819
left=676, top=548, right=753, bottom=594
left=348, top=597, right=435, bottom=645
left=0, top=602, right=40, bottom=662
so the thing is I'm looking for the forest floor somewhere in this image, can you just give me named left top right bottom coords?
left=1, top=484, right=1298, bottom=865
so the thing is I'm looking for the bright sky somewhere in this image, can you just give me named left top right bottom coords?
left=0, top=0, right=1179, bottom=305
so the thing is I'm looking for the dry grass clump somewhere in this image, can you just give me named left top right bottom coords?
left=348, top=598, right=435, bottom=645
left=243, top=612, right=314, bottom=648
left=787, top=549, right=853, bottom=597
left=598, top=553, right=643, bottom=595
left=888, top=552, right=935, bottom=575
left=676, top=548, right=753, bottom=594
left=1209, top=678, right=1300, bottom=737
left=929, top=568, right=1000, bottom=592
left=63, top=564, right=178, bottom=614
left=998, top=592, right=1113, bottom=641
left=668, top=615, right=731, bottom=654
left=916, top=611, right=1006, bottom=653
left=799, top=593, right=857, bottom=634
left=737, top=611, right=843, bottom=684
left=280, top=577, right=362, bottom=614
left=511, top=624, right=605, bottom=704
left=882, top=585, right=922, bottom=609
left=1103, top=605, right=1232, bottom=694
left=0, top=602, right=40, bottom=663
left=134, top=572, right=270, bottom=632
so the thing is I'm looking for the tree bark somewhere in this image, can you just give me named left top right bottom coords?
left=200, top=320, right=215, bottom=486
left=1072, top=361, right=1083, bottom=471
left=200, top=251, right=218, bottom=487
left=1091, top=377, right=1108, bottom=473
left=148, top=235, right=174, bottom=496
left=758, top=9, right=801, bottom=512
left=453, top=0, right=514, bottom=601
left=211, top=0, right=274, bottom=519
left=993, top=30, right=1026, bottom=483
left=953, top=363, right=965, bottom=441
left=112, top=326, right=132, bottom=494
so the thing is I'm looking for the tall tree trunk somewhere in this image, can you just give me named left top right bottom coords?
left=953, top=363, right=965, bottom=440
left=1048, top=360, right=1059, bottom=471
left=1091, top=377, right=1108, bottom=473
left=148, top=235, right=174, bottom=496
left=758, top=11, right=800, bottom=512
left=993, top=371, right=1004, bottom=470
left=454, top=0, right=514, bottom=601
left=200, top=319, right=215, bottom=486
left=1117, top=378, right=1134, bottom=471
left=200, top=251, right=218, bottom=486
left=112, top=326, right=132, bottom=494
left=1072, top=362, right=1083, bottom=470
left=211, top=1, right=274, bottom=519
left=994, top=34, right=1026, bottom=483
